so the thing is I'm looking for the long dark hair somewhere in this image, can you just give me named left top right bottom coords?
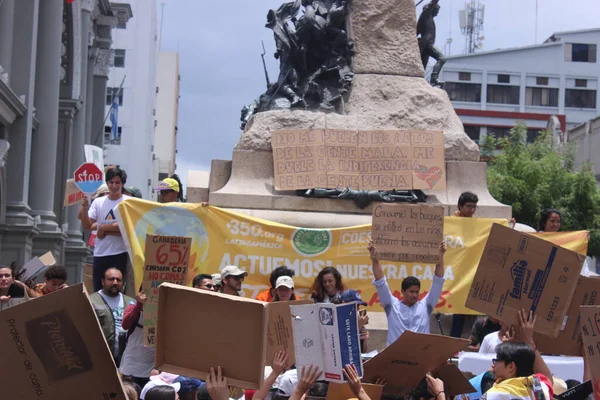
left=538, top=208, right=561, bottom=232
left=311, top=267, right=346, bottom=302
left=169, top=174, right=184, bottom=202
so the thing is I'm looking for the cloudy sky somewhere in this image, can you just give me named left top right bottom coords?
left=157, top=0, right=599, bottom=191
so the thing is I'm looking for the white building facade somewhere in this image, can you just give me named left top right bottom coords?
left=154, top=52, right=179, bottom=198
left=441, top=28, right=600, bottom=145
left=104, top=0, right=158, bottom=199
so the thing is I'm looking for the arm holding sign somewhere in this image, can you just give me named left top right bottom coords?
left=122, top=291, right=146, bottom=330
left=344, top=364, right=372, bottom=400
left=80, top=197, right=94, bottom=230
left=425, top=242, right=447, bottom=314
left=517, top=309, right=553, bottom=385
left=254, top=351, right=290, bottom=400
left=290, top=365, right=322, bottom=400
left=368, top=240, right=395, bottom=308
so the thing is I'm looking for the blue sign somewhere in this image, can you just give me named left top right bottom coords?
left=335, top=302, right=363, bottom=379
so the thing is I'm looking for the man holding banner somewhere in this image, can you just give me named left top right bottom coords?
left=368, top=240, right=446, bottom=347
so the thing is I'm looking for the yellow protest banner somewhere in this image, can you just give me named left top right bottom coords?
left=115, top=199, right=589, bottom=314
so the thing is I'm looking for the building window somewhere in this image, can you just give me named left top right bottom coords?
left=536, top=77, right=549, bottom=86
left=497, top=74, right=510, bottom=84
left=525, top=87, right=559, bottom=107
left=575, top=79, right=588, bottom=88
left=105, top=87, right=123, bottom=106
left=565, top=43, right=597, bottom=63
left=464, top=125, right=480, bottom=144
left=458, top=72, right=471, bottom=81
left=158, top=172, right=168, bottom=181
left=565, top=89, right=597, bottom=109
left=104, top=126, right=122, bottom=145
left=487, top=85, right=520, bottom=105
left=445, top=82, right=481, bottom=102
left=114, top=49, right=126, bottom=67
left=526, top=129, right=541, bottom=143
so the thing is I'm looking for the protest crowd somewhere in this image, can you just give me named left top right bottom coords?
left=0, top=167, right=596, bottom=400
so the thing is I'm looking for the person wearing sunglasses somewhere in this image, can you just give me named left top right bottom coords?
left=484, top=310, right=554, bottom=400
left=220, top=266, right=247, bottom=296
left=192, top=274, right=216, bottom=292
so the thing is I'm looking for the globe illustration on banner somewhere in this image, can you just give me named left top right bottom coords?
left=134, top=206, right=209, bottom=273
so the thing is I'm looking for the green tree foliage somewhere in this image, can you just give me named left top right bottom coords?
left=486, top=122, right=600, bottom=256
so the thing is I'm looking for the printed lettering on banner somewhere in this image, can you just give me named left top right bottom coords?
left=290, top=303, right=362, bottom=383
left=142, top=234, right=192, bottom=346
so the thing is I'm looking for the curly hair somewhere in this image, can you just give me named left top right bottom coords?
left=311, top=267, right=346, bottom=302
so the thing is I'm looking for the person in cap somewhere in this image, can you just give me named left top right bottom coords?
left=141, top=381, right=181, bottom=400
left=256, top=266, right=296, bottom=302
left=340, top=289, right=370, bottom=353
left=220, top=266, right=247, bottom=296
left=273, top=276, right=297, bottom=302
left=211, top=273, right=222, bottom=293
left=155, top=174, right=184, bottom=203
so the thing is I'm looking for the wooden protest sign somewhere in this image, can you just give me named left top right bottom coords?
left=580, top=306, right=600, bottom=399
left=63, top=179, right=85, bottom=207
left=372, top=204, right=444, bottom=263
left=271, top=129, right=446, bottom=191
left=143, top=234, right=191, bottom=346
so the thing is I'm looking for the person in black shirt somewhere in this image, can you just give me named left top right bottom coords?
left=465, top=315, right=501, bottom=352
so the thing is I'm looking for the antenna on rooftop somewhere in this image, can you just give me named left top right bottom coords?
left=459, top=0, right=485, bottom=54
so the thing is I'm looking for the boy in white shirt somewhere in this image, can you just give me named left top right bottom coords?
left=81, top=166, right=130, bottom=292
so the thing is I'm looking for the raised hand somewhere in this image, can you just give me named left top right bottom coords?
left=343, top=364, right=364, bottom=397
left=272, top=350, right=289, bottom=374
left=206, top=366, right=229, bottom=400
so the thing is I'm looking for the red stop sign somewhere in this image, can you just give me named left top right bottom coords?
left=73, top=162, right=104, bottom=194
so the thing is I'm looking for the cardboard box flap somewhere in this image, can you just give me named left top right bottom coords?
left=266, top=299, right=312, bottom=366
left=156, top=283, right=268, bottom=389
left=0, top=284, right=126, bottom=399
left=535, top=276, right=600, bottom=356
left=326, top=382, right=384, bottom=400
left=363, top=331, right=469, bottom=393
left=432, top=363, right=476, bottom=397
left=466, top=224, right=584, bottom=338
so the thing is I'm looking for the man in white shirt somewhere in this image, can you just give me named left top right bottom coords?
left=81, top=166, right=130, bottom=292
left=479, top=320, right=511, bottom=354
left=368, top=240, right=447, bottom=347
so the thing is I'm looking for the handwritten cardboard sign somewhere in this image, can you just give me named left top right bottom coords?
left=265, top=299, right=312, bottom=367
left=372, top=204, right=444, bottom=263
left=363, top=331, right=469, bottom=394
left=271, top=130, right=446, bottom=191
left=143, top=234, right=191, bottom=346
left=580, top=306, right=600, bottom=398
left=63, top=179, right=85, bottom=207
left=290, top=303, right=362, bottom=383
left=466, top=224, right=584, bottom=338
left=535, top=276, right=600, bottom=356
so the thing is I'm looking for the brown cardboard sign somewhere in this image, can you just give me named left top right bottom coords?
left=142, top=234, right=191, bottom=347
left=266, top=299, right=312, bottom=366
left=580, top=306, right=600, bottom=393
left=0, top=284, right=126, bottom=399
left=432, top=363, right=476, bottom=397
left=156, top=283, right=269, bottom=389
left=271, top=130, right=446, bottom=191
left=465, top=224, right=584, bottom=338
left=363, top=331, right=469, bottom=394
left=535, top=276, right=600, bottom=356
left=63, top=178, right=85, bottom=207
left=326, top=382, right=384, bottom=400
left=372, top=204, right=444, bottom=263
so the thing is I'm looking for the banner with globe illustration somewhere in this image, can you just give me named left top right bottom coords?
left=115, top=199, right=588, bottom=314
